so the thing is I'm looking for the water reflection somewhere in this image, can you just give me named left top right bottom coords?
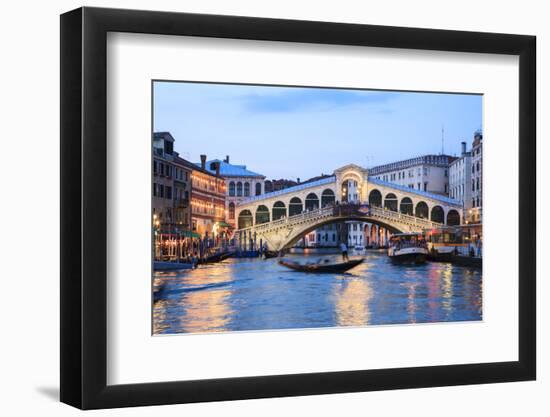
left=334, top=278, right=372, bottom=326
left=153, top=251, right=482, bottom=335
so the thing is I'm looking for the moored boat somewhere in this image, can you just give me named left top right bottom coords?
left=427, top=246, right=455, bottom=262
left=278, top=258, right=364, bottom=273
left=264, top=250, right=280, bottom=259
left=388, top=233, right=428, bottom=264
left=154, top=261, right=196, bottom=272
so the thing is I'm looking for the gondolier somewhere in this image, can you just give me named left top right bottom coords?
left=340, top=242, right=349, bottom=261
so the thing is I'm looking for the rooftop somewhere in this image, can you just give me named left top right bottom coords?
left=174, top=156, right=220, bottom=179
left=238, top=175, right=462, bottom=207
left=153, top=131, right=175, bottom=142
left=368, top=177, right=462, bottom=206
left=369, top=154, right=457, bottom=175
left=197, top=159, right=265, bottom=178
left=239, top=176, right=336, bottom=204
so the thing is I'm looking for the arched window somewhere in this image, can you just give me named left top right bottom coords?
left=305, top=193, right=319, bottom=211
left=341, top=181, right=349, bottom=203
left=272, top=201, right=286, bottom=220
left=228, top=202, right=235, bottom=219
left=415, top=201, right=429, bottom=218
left=238, top=210, right=253, bottom=229
left=430, top=205, right=444, bottom=223
left=236, top=182, right=243, bottom=197
left=228, top=181, right=235, bottom=196
left=255, top=205, right=270, bottom=224
left=368, top=189, right=382, bottom=207
left=244, top=182, right=250, bottom=196
left=255, top=182, right=262, bottom=196
left=321, top=189, right=335, bottom=207
left=399, top=197, right=413, bottom=215
left=447, top=209, right=460, bottom=226
left=384, top=193, right=398, bottom=211
left=289, top=197, right=303, bottom=216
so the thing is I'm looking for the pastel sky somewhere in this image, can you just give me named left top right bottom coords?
left=153, top=81, right=482, bottom=180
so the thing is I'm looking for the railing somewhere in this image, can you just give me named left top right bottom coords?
left=368, top=206, right=438, bottom=229
left=236, top=203, right=441, bottom=234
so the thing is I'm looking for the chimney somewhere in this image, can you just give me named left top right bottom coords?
left=461, top=141, right=467, bottom=155
left=200, top=154, right=206, bottom=170
left=297, top=177, right=300, bottom=184
left=225, top=155, right=230, bottom=163
left=214, top=161, right=220, bottom=177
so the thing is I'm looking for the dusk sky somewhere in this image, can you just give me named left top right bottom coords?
left=153, top=81, right=482, bottom=180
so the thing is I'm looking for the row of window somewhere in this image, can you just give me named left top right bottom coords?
left=174, top=189, right=189, bottom=201
left=154, top=161, right=173, bottom=178
left=153, top=183, right=172, bottom=199
left=153, top=207, right=172, bottom=222
left=471, top=161, right=481, bottom=173
left=406, top=182, right=429, bottom=191
left=228, top=181, right=262, bottom=197
left=381, top=167, right=432, bottom=182
left=191, top=200, right=224, bottom=216
left=192, top=176, right=224, bottom=193
left=153, top=160, right=191, bottom=182
left=450, top=184, right=465, bottom=199
left=309, top=233, right=337, bottom=243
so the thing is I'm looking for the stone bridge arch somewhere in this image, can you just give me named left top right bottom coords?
left=281, top=215, right=404, bottom=250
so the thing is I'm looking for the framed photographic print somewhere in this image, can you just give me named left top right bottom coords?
left=60, top=6, right=536, bottom=409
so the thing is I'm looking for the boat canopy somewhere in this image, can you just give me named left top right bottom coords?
left=391, top=233, right=422, bottom=238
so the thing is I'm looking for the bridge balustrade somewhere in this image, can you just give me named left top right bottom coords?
left=236, top=203, right=439, bottom=234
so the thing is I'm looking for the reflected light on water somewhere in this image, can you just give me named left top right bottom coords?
left=179, top=288, right=233, bottom=333
left=334, top=278, right=372, bottom=327
left=153, top=251, right=482, bottom=335
left=441, top=263, right=454, bottom=316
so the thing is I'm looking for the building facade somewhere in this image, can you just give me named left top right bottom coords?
left=172, top=159, right=192, bottom=231
left=153, top=132, right=177, bottom=230
left=186, top=156, right=227, bottom=238
left=199, top=156, right=265, bottom=228
left=303, top=224, right=339, bottom=248
left=153, top=132, right=194, bottom=233
left=470, top=131, right=483, bottom=224
left=449, top=141, right=472, bottom=219
left=369, top=154, right=456, bottom=196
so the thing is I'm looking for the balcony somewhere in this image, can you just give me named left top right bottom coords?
left=176, top=198, right=189, bottom=208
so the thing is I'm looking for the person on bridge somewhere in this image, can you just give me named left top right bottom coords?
left=340, top=242, right=349, bottom=261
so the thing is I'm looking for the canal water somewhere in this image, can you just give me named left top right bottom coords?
left=153, top=250, right=482, bottom=335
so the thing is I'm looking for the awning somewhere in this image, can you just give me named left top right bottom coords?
left=216, top=221, right=232, bottom=228
left=159, top=230, right=201, bottom=239
left=181, top=230, right=201, bottom=238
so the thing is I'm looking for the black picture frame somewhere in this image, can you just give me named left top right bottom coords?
left=60, top=6, right=536, bottom=410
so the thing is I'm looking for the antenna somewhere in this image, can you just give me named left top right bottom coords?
left=441, top=125, right=445, bottom=155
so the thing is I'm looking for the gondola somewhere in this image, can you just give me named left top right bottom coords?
left=263, top=250, right=280, bottom=259
left=200, top=251, right=234, bottom=264
left=278, top=258, right=364, bottom=273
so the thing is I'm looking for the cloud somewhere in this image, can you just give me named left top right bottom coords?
left=240, top=88, right=400, bottom=113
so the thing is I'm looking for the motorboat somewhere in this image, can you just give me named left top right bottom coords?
left=388, top=233, right=428, bottom=264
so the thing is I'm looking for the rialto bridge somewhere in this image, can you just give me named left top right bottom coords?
left=233, top=164, right=463, bottom=251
